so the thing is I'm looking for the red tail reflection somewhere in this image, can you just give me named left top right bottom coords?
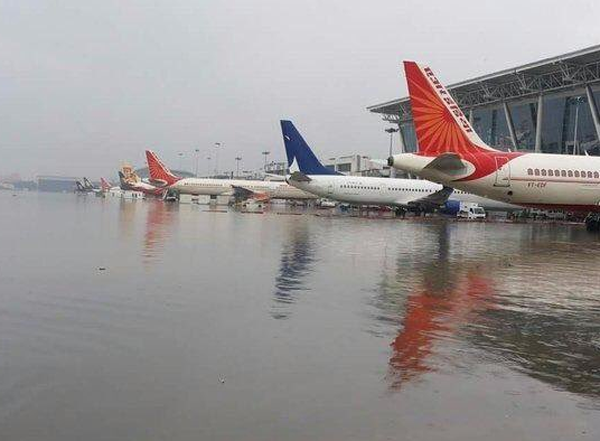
left=143, top=201, right=175, bottom=262
left=388, top=271, right=494, bottom=389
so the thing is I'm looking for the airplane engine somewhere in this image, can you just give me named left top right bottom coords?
left=441, top=200, right=461, bottom=215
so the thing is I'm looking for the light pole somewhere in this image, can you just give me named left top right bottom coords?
left=235, top=157, right=242, bottom=177
left=195, top=148, right=200, bottom=177
left=262, top=151, right=270, bottom=172
left=385, top=127, right=399, bottom=158
left=214, top=142, right=221, bottom=176
left=573, top=96, right=584, bottom=155
left=385, top=127, right=399, bottom=178
left=206, top=156, right=211, bottom=177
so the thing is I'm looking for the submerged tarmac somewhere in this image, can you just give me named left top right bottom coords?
left=0, top=192, right=599, bottom=440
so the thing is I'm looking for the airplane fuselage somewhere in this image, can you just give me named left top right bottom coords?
left=123, top=181, right=162, bottom=196
left=391, top=152, right=600, bottom=212
left=288, top=174, right=518, bottom=211
left=170, top=178, right=315, bottom=200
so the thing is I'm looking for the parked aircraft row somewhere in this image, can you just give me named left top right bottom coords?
left=387, top=61, right=600, bottom=230
left=280, top=120, right=518, bottom=213
left=144, top=150, right=314, bottom=202
left=75, top=177, right=113, bottom=195
left=91, top=123, right=519, bottom=215
left=86, top=59, right=600, bottom=227
left=86, top=121, right=516, bottom=215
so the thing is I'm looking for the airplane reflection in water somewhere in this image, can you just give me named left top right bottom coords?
left=117, top=198, right=177, bottom=265
left=271, top=218, right=316, bottom=320
left=117, top=197, right=139, bottom=239
left=375, top=223, right=600, bottom=402
left=388, top=269, right=494, bottom=389
left=374, top=223, right=496, bottom=390
left=143, top=200, right=177, bottom=263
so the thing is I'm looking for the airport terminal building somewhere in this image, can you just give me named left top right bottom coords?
left=369, top=45, right=600, bottom=157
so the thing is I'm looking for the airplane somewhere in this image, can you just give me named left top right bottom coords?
left=280, top=120, right=519, bottom=213
left=388, top=61, right=600, bottom=230
left=145, top=150, right=316, bottom=201
left=118, top=169, right=163, bottom=197
left=75, top=180, right=88, bottom=193
left=93, top=177, right=116, bottom=196
left=83, top=177, right=96, bottom=191
left=100, top=177, right=113, bottom=192
left=75, top=177, right=101, bottom=194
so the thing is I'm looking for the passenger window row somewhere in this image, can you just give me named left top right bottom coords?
left=341, top=185, right=379, bottom=190
left=183, top=183, right=222, bottom=186
left=527, top=168, right=600, bottom=179
left=342, top=184, right=435, bottom=193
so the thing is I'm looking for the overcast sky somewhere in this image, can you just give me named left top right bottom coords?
left=2, top=0, right=600, bottom=179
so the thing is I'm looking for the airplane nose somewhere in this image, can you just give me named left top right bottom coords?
left=387, top=156, right=395, bottom=167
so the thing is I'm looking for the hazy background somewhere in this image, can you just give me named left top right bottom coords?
left=2, top=0, right=600, bottom=178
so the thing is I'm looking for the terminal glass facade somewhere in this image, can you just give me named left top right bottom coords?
left=510, top=101, right=537, bottom=151
left=472, top=106, right=512, bottom=151
left=399, top=88, right=600, bottom=155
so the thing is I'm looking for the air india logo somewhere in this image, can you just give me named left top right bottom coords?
left=423, top=67, right=473, bottom=133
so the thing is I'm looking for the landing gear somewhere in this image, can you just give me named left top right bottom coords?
left=164, top=188, right=180, bottom=202
left=585, top=213, right=600, bottom=232
left=394, top=207, right=407, bottom=218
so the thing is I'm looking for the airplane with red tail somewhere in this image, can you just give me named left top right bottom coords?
left=388, top=61, right=600, bottom=230
left=100, top=177, right=112, bottom=192
left=145, top=150, right=315, bottom=202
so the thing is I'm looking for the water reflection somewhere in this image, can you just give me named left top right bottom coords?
left=389, top=270, right=494, bottom=389
left=117, top=198, right=139, bottom=239
left=376, top=223, right=600, bottom=401
left=466, top=233, right=600, bottom=403
left=470, top=304, right=600, bottom=402
left=142, top=201, right=177, bottom=263
left=376, top=224, right=495, bottom=389
left=271, top=219, right=316, bottom=319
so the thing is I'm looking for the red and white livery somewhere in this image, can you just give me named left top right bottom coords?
left=145, top=150, right=315, bottom=201
left=389, top=61, right=600, bottom=222
left=100, top=177, right=112, bottom=192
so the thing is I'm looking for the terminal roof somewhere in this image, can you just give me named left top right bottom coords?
left=368, top=44, right=600, bottom=122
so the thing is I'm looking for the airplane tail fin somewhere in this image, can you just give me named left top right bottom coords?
left=403, top=61, right=498, bottom=158
left=118, top=171, right=132, bottom=190
left=100, top=177, right=111, bottom=191
left=280, top=120, right=341, bottom=175
left=145, top=150, right=181, bottom=186
left=83, top=177, right=95, bottom=189
left=75, top=181, right=85, bottom=192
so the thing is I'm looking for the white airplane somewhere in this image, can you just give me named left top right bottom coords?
left=388, top=61, right=600, bottom=230
left=280, top=120, right=519, bottom=213
left=75, top=177, right=98, bottom=194
left=145, top=150, right=315, bottom=201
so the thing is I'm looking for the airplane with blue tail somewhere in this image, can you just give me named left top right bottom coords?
left=280, top=120, right=519, bottom=213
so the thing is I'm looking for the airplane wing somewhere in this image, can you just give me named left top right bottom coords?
left=264, top=173, right=286, bottom=181
left=231, top=185, right=270, bottom=202
left=288, top=171, right=311, bottom=182
left=405, top=186, right=455, bottom=209
left=420, top=152, right=471, bottom=182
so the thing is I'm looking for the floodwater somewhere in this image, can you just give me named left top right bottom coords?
left=1, top=192, right=599, bottom=441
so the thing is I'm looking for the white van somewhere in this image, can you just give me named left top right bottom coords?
left=457, top=203, right=486, bottom=220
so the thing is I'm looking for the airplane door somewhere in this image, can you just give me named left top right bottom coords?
left=327, top=183, right=334, bottom=195
left=494, top=156, right=511, bottom=187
